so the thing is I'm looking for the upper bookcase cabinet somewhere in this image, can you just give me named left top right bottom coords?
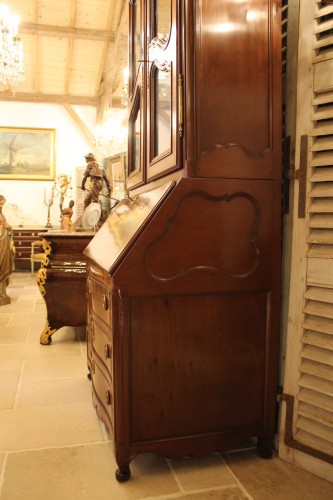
left=127, top=0, right=181, bottom=189
left=127, top=0, right=281, bottom=188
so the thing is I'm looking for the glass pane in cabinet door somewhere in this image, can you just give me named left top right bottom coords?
left=128, top=106, right=141, bottom=176
left=153, top=67, right=171, bottom=158
left=134, top=108, right=141, bottom=172
left=135, top=0, right=141, bottom=79
left=154, top=0, right=171, bottom=41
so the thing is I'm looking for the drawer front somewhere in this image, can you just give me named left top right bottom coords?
left=92, top=322, right=113, bottom=376
left=91, top=358, right=114, bottom=435
left=89, top=278, right=112, bottom=328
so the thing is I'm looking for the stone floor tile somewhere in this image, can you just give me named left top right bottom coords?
left=0, top=325, right=29, bottom=344
left=223, top=449, right=333, bottom=500
left=16, top=376, right=91, bottom=408
left=170, top=455, right=237, bottom=491
left=0, top=360, right=22, bottom=409
left=1, top=446, right=179, bottom=500
left=0, top=404, right=106, bottom=451
left=22, top=356, right=87, bottom=380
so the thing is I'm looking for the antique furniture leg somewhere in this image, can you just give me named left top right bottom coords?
left=115, top=449, right=131, bottom=483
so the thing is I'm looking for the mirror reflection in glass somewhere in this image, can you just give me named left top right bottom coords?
left=153, top=67, right=171, bottom=158
left=155, top=0, right=171, bottom=41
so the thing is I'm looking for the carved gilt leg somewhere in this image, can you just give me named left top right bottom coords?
left=40, top=321, right=57, bottom=345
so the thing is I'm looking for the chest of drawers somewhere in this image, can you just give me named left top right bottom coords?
left=13, top=228, right=47, bottom=270
left=86, top=264, right=114, bottom=436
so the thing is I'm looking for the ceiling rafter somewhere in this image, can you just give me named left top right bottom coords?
left=34, top=1, right=40, bottom=93
left=20, top=22, right=115, bottom=42
left=65, top=0, right=77, bottom=95
left=0, top=92, right=100, bottom=105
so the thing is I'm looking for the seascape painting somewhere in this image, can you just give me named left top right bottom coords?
left=0, top=127, right=55, bottom=180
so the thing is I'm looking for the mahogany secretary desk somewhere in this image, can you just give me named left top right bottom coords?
left=84, top=0, right=282, bottom=482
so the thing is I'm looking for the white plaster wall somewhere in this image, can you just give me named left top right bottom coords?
left=0, top=101, right=96, bottom=228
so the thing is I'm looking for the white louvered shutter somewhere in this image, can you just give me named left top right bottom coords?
left=279, top=0, right=333, bottom=481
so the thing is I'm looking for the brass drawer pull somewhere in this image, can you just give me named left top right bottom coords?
left=102, top=294, right=108, bottom=310
left=104, top=344, right=109, bottom=359
left=105, top=390, right=111, bottom=406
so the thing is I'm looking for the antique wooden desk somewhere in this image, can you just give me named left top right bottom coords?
left=37, top=231, right=94, bottom=345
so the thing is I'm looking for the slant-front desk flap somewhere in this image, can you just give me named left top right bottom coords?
left=83, top=181, right=176, bottom=274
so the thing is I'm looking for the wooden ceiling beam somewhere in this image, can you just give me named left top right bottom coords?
left=0, top=92, right=100, bottom=105
left=63, top=103, right=95, bottom=145
left=20, top=22, right=115, bottom=42
left=0, top=92, right=123, bottom=107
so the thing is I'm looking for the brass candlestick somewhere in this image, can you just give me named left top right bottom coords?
left=44, top=189, right=54, bottom=228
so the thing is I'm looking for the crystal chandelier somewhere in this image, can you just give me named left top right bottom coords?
left=0, top=4, right=24, bottom=94
left=95, top=92, right=127, bottom=157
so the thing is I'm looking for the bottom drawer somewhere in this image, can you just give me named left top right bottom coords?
left=91, top=358, right=114, bottom=436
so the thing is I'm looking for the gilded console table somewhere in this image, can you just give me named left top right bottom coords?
left=37, top=231, right=95, bottom=345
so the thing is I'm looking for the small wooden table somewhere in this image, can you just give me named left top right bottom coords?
left=37, top=230, right=95, bottom=345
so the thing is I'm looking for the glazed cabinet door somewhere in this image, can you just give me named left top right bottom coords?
left=127, top=0, right=182, bottom=189
left=146, top=0, right=181, bottom=181
left=127, top=0, right=146, bottom=189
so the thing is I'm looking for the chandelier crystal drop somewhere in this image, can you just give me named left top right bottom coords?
left=0, top=4, right=24, bottom=94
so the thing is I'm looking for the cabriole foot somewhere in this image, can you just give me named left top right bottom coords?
left=115, top=467, right=131, bottom=482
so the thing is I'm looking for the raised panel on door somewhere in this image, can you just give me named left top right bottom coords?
left=185, top=0, right=282, bottom=180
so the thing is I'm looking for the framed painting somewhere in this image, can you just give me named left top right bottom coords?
left=0, top=126, right=56, bottom=180
left=106, top=153, right=127, bottom=192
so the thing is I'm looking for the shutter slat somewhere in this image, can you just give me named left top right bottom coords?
left=304, top=300, right=333, bottom=320
left=310, top=158, right=333, bottom=170
left=301, top=360, right=333, bottom=382
left=299, top=373, right=333, bottom=397
left=309, top=199, right=333, bottom=212
left=315, top=5, right=333, bottom=19
left=313, top=91, right=333, bottom=105
left=301, top=331, right=333, bottom=352
left=303, top=316, right=333, bottom=336
left=312, top=136, right=333, bottom=152
left=309, top=183, right=333, bottom=197
left=308, top=229, right=333, bottom=243
left=311, top=121, right=333, bottom=136
left=307, top=245, right=333, bottom=258
left=314, top=33, right=333, bottom=50
left=296, top=418, right=333, bottom=447
left=312, top=104, right=333, bottom=120
left=298, top=387, right=333, bottom=412
left=308, top=214, right=333, bottom=228
left=298, top=401, right=333, bottom=427
left=305, top=287, right=333, bottom=305
left=295, top=429, right=333, bottom=455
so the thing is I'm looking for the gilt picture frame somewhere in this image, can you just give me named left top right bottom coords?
left=0, top=126, right=56, bottom=180
left=106, top=153, right=127, bottom=192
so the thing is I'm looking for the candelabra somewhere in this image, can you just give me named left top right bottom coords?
left=53, top=174, right=73, bottom=222
left=44, top=189, right=54, bottom=228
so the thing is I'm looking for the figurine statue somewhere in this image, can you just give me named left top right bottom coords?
left=60, top=200, right=75, bottom=230
left=81, top=153, right=111, bottom=209
left=0, top=195, right=15, bottom=305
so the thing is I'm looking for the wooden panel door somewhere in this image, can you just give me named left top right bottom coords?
left=184, top=0, right=282, bottom=181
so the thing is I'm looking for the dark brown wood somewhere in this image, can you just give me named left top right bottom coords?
left=12, top=227, right=48, bottom=270
left=296, top=135, right=308, bottom=218
left=85, top=0, right=282, bottom=481
left=37, top=231, right=94, bottom=345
